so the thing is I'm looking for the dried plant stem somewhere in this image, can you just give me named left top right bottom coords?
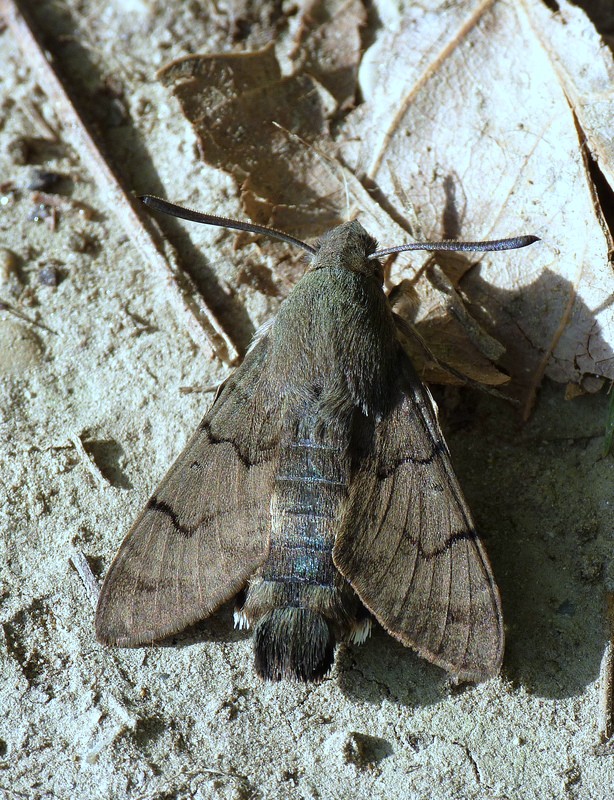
left=69, top=550, right=100, bottom=610
left=601, top=592, right=614, bottom=742
left=0, top=298, right=57, bottom=334
left=69, top=434, right=109, bottom=489
left=0, top=0, right=238, bottom=364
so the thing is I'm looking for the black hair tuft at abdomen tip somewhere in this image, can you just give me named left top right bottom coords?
left=254, top=607, right=335, bottom=682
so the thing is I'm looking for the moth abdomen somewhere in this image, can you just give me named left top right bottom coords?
left=266, top=434, right=347, bottom=587
left=239, top=431, right=368, bottom=681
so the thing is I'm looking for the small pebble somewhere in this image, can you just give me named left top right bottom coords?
left=26, top=169, right=62, bottom=193
left=0, top=248, right=19, bottom=285
left=38, top=264, right=60, bottom=287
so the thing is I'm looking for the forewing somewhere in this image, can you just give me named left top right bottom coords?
left=333, top=353, right=503, bottom=681
left=96, top=338, right=278, bottom=646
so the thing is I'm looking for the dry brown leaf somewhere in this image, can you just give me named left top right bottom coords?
left=523, top=0, right=614, bottom=191
left=339, top=0, right=614, bottom=406
left=158, top=44, right=345, bottom=237
left=283, top=0, right=366, bottom=109
left=157, top=0, right=614, bottom=407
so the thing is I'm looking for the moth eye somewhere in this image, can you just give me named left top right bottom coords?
left=190, top=461, right=202, bottom=471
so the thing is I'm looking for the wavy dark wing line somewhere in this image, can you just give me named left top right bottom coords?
left=96, top=336, right=279, bottom=646
left=333, top=351, right=503, bottom=681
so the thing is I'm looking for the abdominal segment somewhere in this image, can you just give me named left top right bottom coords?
left=237, top=427, right=370, bottom=681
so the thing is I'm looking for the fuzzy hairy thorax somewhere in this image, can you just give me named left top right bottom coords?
left=264, top=224, right=398, bottom=422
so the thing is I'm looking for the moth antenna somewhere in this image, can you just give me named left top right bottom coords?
left=142, top=194, right=539, bottom=261
left=369, top=235, right=540, bottom=259
left=140, top=195, right=316, bottom=254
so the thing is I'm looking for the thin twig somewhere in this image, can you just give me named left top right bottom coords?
left=0, top=0, right=238, bottom=364
left=69, top=550, right=100, bottom=609
left=179, top=383, right=221, bottom=394
left=22, top=97, right=60, bottom=142
left=0, top=298, right=57, bottom=334
left=600, top=591, right=614, bottom=742
left=69, top=433, right=109, bottom=488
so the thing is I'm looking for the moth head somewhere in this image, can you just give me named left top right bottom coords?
left=310, top=221, right=381, bottom=279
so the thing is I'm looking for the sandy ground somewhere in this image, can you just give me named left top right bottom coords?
left=0, top=1, right=613, bottom=798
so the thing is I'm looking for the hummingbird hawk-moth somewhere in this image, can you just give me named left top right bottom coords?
left=95, top=196, right=538, bottom=682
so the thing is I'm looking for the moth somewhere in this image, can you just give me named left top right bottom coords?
left=96, top=196, right=538, bottom=682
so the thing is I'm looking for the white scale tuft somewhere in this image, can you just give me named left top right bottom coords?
left=349, top=618, right=372, bottom=645
left=233, top=609, right=251, bottom=630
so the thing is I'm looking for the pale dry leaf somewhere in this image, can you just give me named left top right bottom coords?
left=157, top=0, right=614, bottom=402
left=282, top=0, right=366, bottom=110
left=339, top=0, right=614, bottom=402
left=157, top=43, right=345, bottom=237
left=521, top=0, right=614, bottom=191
